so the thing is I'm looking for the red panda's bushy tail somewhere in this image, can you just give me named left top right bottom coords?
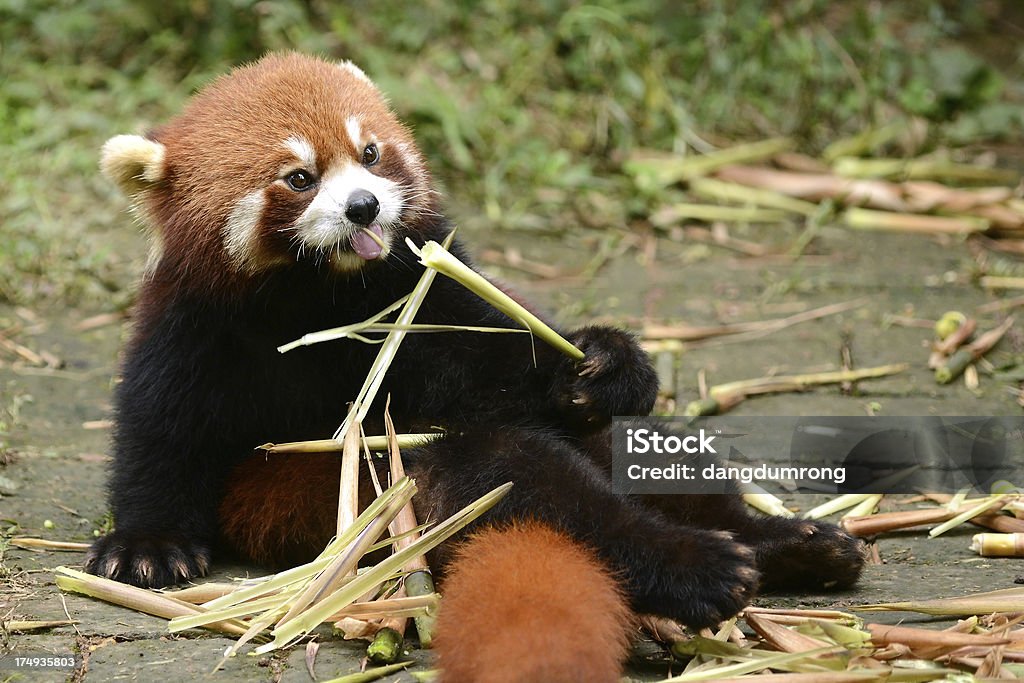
left=433, top=521, right=633, bottom=683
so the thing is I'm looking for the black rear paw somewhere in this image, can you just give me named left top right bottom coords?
left=758, top=520, right=866, bottom=591
left=85, top=530, right=210, bottom=588
left=558, top=326, right=657, bottom=426
left=632, top=529, right=759, bottom=630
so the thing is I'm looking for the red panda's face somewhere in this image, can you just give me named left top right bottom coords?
left=101, top=53, right=435, bottom=279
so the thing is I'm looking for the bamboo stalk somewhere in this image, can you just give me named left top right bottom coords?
left=842, top=207, right=988, bottom=235
left=833, top=157, right=1019, bottom=185
left=411, top=239, right=583, bottom=360
left=841, top=507, right=959, bottom=536
left=972, top=532, right=1024, bottom=557
left=54, top=566, right=249, bottom=636
left=804, top=494, right=877, bottom=520
left=843, top=494, right=883, bottom=519
left=259, top=433, right=440, bottom=454
left=625, top=138, right=794, bottom=188
left=643, top=298, right=867, bottom=342
left=3, top=620, right=76, bottom=631
left=929, top=495, right=1011, bottom=538
left=856, top=587, right=1024, bottom=615
left=366, top=627, right=404, bottom=664
left=981, top=276, right=1024, bottom=290
left=254, top=482, right=513, bottom=654
left=652, top=202, right=790, bottom=226
left=822, top=124, right=904, bottom=163
left=320, top=661, right=412, bottom=683
left=692, top=172, right=819, bottom=211
left=708, top=364, right=908, bottom=400
left=10, top=538, right=90, bottom=551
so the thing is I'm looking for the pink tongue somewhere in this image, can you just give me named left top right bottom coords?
left=351, top=223, right=384, bottom=260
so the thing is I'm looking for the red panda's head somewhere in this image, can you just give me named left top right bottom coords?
left=101, top=53, right=435, bottom=286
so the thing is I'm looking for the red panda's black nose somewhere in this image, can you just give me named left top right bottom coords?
left=345, top=190, right=380, bottom=225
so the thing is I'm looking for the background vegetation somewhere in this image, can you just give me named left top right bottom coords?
left=1, top=0, right=1022, bottom=307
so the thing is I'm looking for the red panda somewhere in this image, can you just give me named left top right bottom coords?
left=88, top=52, right=865, bottom=680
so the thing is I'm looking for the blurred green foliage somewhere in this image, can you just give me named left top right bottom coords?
left=1, top=0, right=1021, bottom=306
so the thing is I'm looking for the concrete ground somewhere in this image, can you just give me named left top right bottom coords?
left=2, top=221, right=1022, bottom=681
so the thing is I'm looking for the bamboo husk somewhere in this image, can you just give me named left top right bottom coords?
left=745, top=612, right=834, bottom=653
left=866, top=623, right=1010, bottom=652
left=639, top=614, right=689, bottom=644
left=856, top=587, right=1024, bottom=615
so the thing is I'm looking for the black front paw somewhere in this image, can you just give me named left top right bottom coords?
left=628, top=529, right=759, bottom=630
left=85, top=530, right=211, bottom=588
left=757, top=520, right=866, bottom=592
left=557, top=326, right=658, bottom=427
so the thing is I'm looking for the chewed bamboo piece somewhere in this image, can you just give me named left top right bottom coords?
left=972, top=532, right=1024, bottom=557
left=934, top=318, right=1014, bottom=385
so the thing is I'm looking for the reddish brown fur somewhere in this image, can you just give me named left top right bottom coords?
left=140, top=52, right=430, bottom=297
left=218, top=455, right=342, bottom=567
left=433, top=522, right=634, bottom=683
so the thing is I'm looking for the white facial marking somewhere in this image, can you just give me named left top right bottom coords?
left=338, top=60, right=375, bottom=87
left=292, top=162, right=404, bottom=268
left=283, top=135, right=317, bottom=172
left=345, top=117, right=362, bottom=152
left=223, top=190, right=267, bottom=271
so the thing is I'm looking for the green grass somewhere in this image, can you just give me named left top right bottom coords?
left=1, top=0, right=1021, bottom=307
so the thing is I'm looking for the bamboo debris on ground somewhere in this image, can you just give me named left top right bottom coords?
left=9, top=537, right=90, bottom=551
left=663, top=600, right=1024, bottom=681
left=625, top=137, right=794, bottom=189
left=934, top=317, right=1014, bottom=384
left=635, top=138, right=1024, bottom=242
left=685, top=363, right=907, bottom=416
left=643, top=298, right=867, bottom=343
left=840, top=495, right=1016, bottom=537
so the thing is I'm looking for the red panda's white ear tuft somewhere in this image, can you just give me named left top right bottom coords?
left=337, top=60, right=377, bottom=89
left=100, top=135, right=166, bottom=195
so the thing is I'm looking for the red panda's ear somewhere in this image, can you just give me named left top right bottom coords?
left=100, top=135, right=166, bottom=196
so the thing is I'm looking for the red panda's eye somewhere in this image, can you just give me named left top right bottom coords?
left=362, top=144, right=380, bottom=166
left=286, top=170, right=315, bottom=192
